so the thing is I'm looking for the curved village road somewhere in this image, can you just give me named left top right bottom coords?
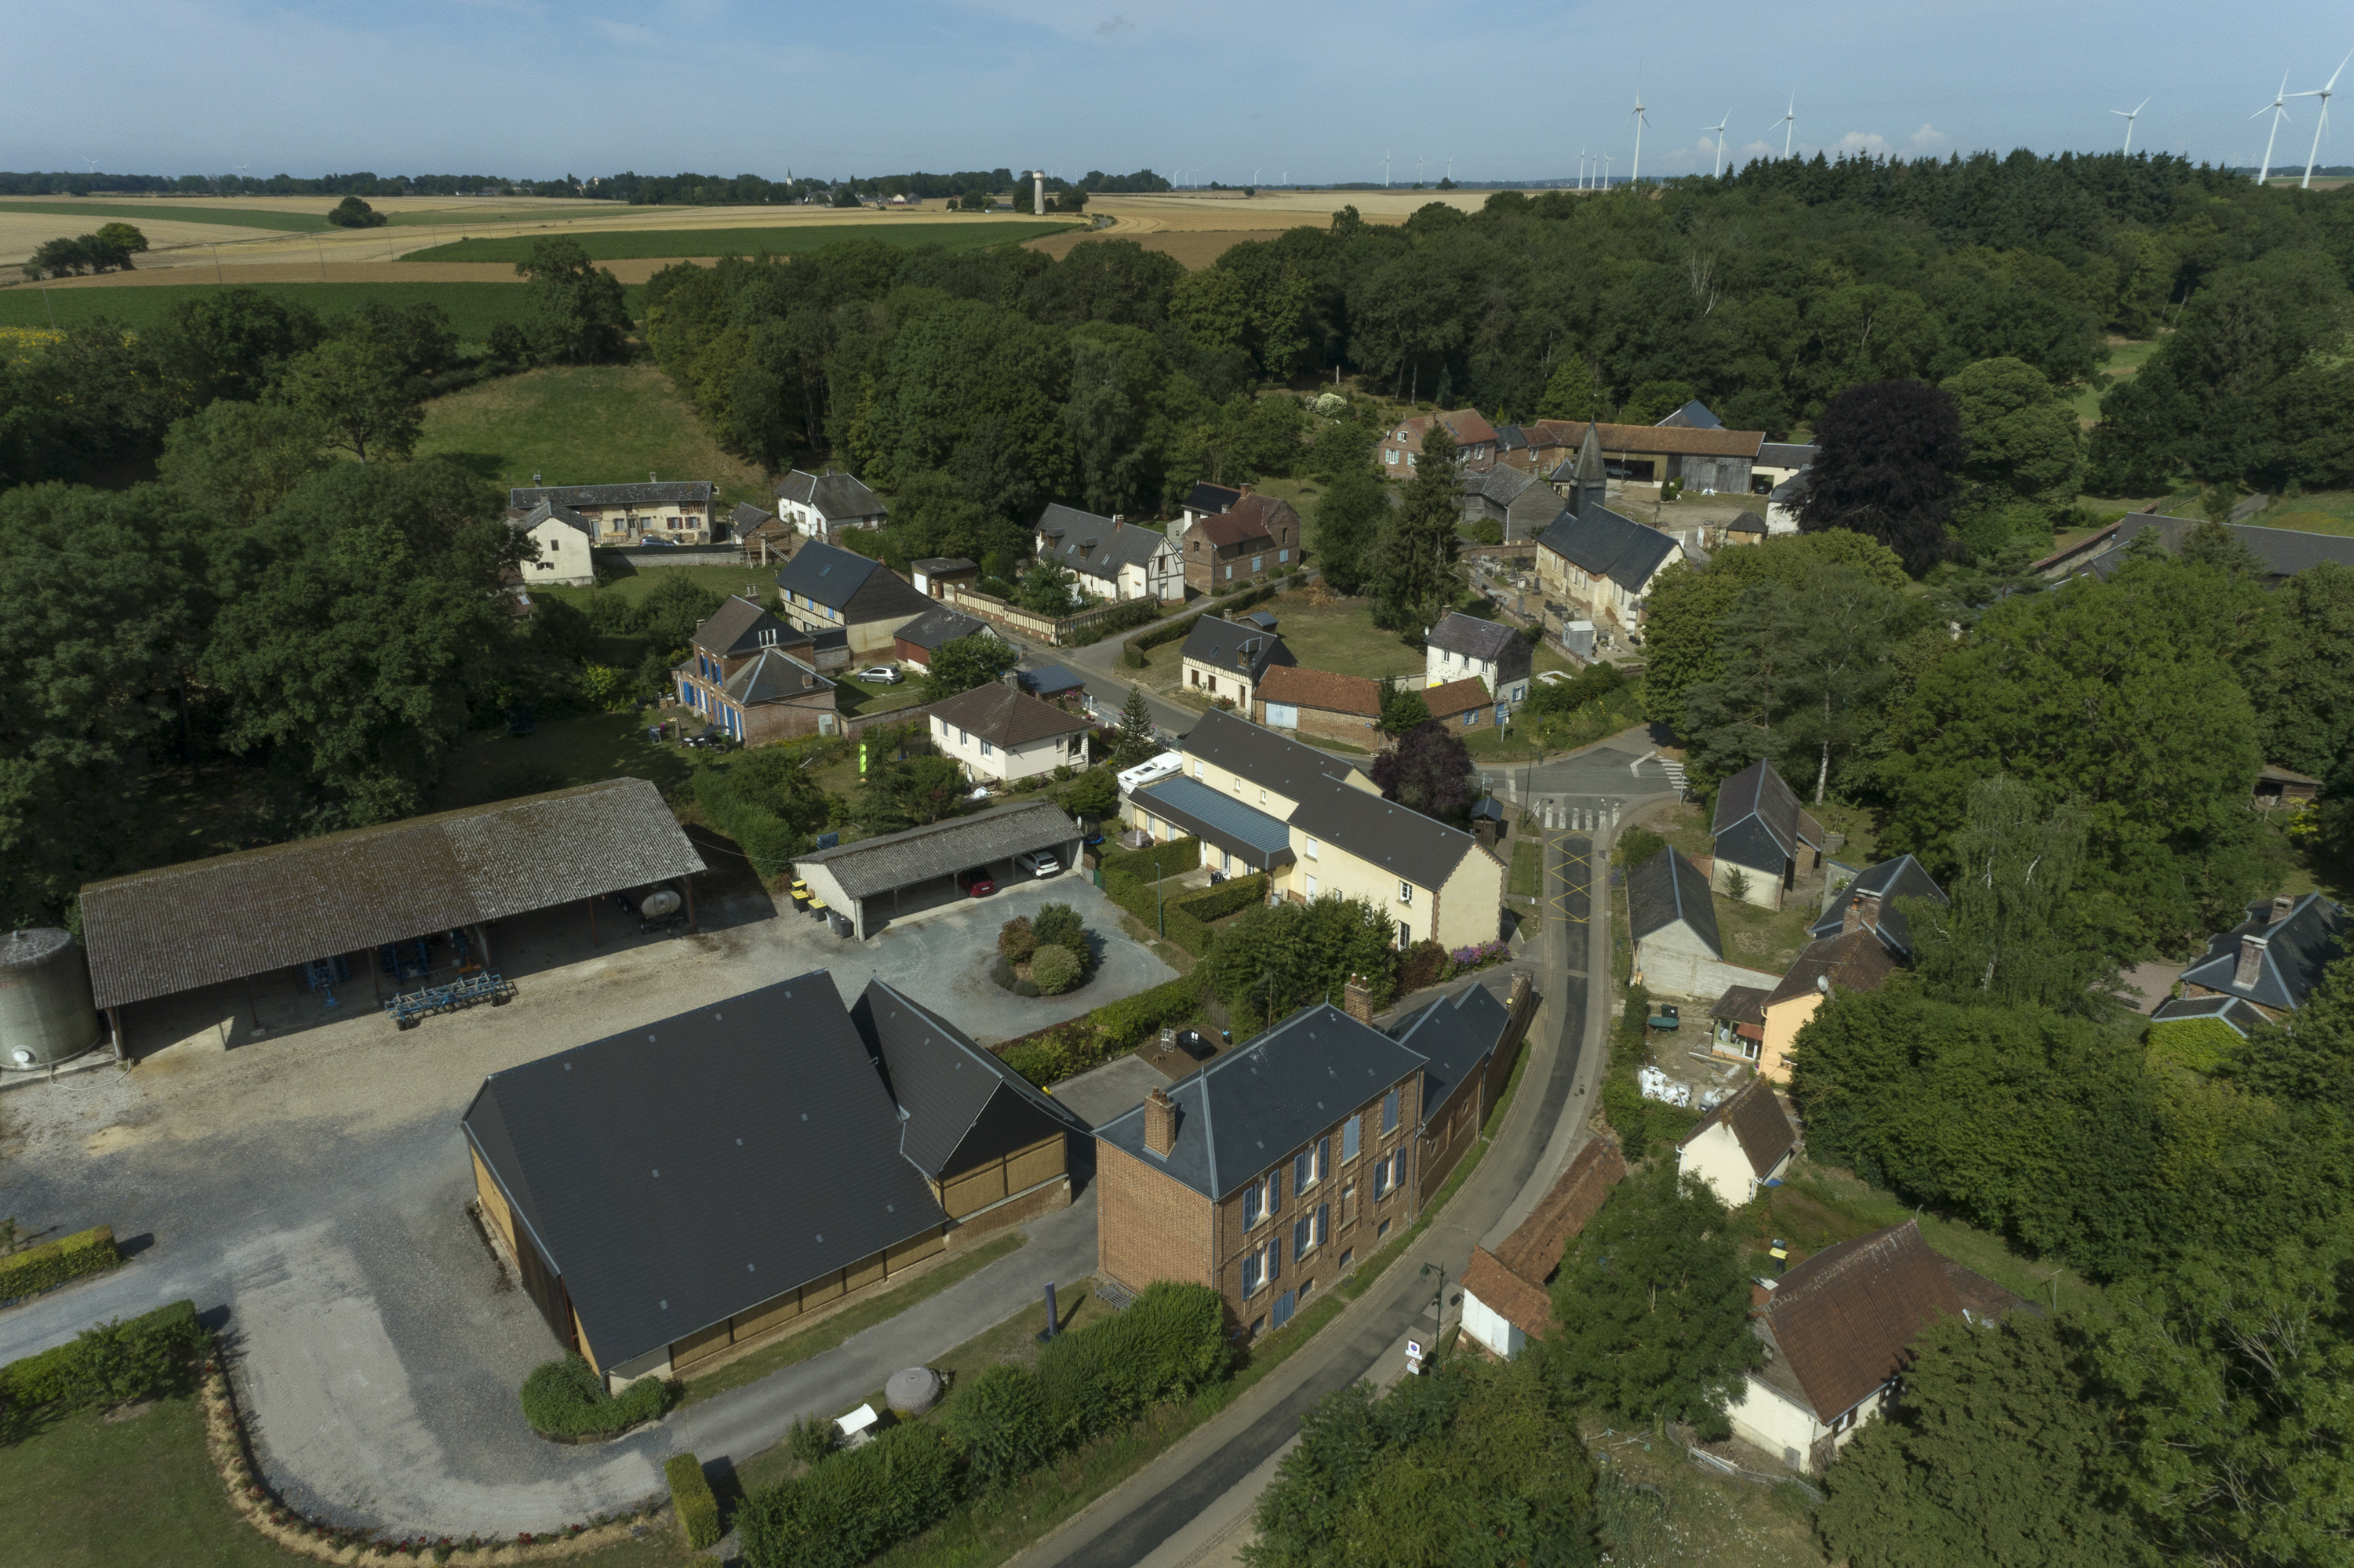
left=1016, top=799, right=1637, bottom=1568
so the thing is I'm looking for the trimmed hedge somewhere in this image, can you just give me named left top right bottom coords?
left=1118, top=582, right=1286, bottom=668
left=739, top=1421, right=961, bottom=1568
left=0, top=1224, right=121, bottom=1301
left=1, top=1298, right=206, bottom=1425
left=1148, top=873, right=1270, bottom=957
left=999, top=973, right=1206, bottom=1086
left=1060, top=597, right=1164, bottom=647
left=666, top=1451, right=723, bottom=1549
left=518, top=1354, right=670, bottom=1437
left=1099, top=835, right=1201, bottom=893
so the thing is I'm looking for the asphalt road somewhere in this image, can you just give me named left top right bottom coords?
left=1021, top=814, right=1606, bottom=1568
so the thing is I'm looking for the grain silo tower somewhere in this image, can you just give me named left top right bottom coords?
left=0, top=928, right=104, bottom=1069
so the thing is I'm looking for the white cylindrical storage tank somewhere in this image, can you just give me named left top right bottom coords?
left=639, top=888, right=682, bottom=919
left=0, top=929, right=104, bottom=1070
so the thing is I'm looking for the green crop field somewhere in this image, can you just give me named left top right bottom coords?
left=381, top=206, right=615, bottom=227
left=401, top=220, right=1079, bottom=264
left=414, top=362, right=769, bottom=507
left=0, top=279, right=646, bottom=343
left=0, top=198, right=329, bottom=231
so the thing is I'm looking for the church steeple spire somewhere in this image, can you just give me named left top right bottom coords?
left=1572, top=424, right=1606, bottom=519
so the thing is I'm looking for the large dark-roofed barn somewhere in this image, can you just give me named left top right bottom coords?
left=78, top=778, right=705, bottom=1051
left=793, top=800, right=1082, bottom=938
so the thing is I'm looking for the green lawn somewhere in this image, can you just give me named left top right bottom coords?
left=2069, top=338, right=2159, bottom=422
left=835, top=671, right=930, bottom=718
left=1510, top=839, right=1542, bottom=897
left=433, top=710, right=693, bottom=813
left=0, top=280, right=620, bottom=344
left=2250, top=491, right=2354, bottom=536
left=1133, top=588, right=1424, bottom=693
left=402, top=221, right=1080, bottom=264
left=413, top=362, right=770, bottom=509
left=679, top=1232, right=1027, bottom=1410
left=0, top=198, right=329, bottom=231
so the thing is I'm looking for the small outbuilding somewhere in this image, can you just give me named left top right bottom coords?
left=792, top=801, right=1082, bottom=938
left=1676, top=1079, right=1799, bottom=1207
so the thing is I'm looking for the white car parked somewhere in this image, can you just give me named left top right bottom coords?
left=1014, top=849, right=1063, bottom=879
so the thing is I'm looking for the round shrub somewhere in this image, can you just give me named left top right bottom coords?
left=787, top=1412, right=836, bottom=1465
left=1031, top=945, right=1081, bottom=995
left=518, top=1355, right=668, bottom=1437
left=1012, top=978, right=1042, bottom=998
left=1032, top=901, right=1084, bottom=952
left=998, top=916, right=1037, bottom=962
left=941, top=1362, right=1054, bottom=1489
left=990, top=956, right=1015, bottom=989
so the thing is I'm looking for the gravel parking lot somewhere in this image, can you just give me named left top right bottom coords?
left=0, top=869, right=1159, bottom=1533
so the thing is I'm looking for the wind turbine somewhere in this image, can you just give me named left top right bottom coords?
left=1630, top=80, right=1650, bottom=184
left=2292, top=49, right=2353, bottom=189
left=1577, top=150, right=1588, bottom=191
left=1777, top=94, right=1797, bottom=158
left=1705, top=108, right=1732, bottom=176
left=1384, top=150, right=1392, bottom=187
left=2253, top=72, right=2292, bottom=184
left=2110, top=96, right=2149, bottom=155
left=1603, top=153, right=1616, bottom=188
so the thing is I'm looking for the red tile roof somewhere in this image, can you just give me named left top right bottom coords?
left=1463, top=1246, right=1552, bottom=1341
left=1421, top=677, right=1490, bottom=719
left=1255, top=665, right=1382, bottom=716
left=1525, top=418, right=1763, bottom=459
left=1493, top=1140, right=1627, bottom=1282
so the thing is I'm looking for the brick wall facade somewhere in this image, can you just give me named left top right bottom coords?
left=1096, top=1141, right=1215, bottom=1293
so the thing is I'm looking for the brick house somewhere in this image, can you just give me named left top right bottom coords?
left=1253, top=665, right=1383, bottom=744
left=893, top=606, right=996, bottom=668
left=1395, top=975, right=1535, bottom=1208
left=1422, top=675, right=1497, bottom=732
left=1176, top=494, right=1301, bottom=592
left=1094, top=1000, right=1432, bottom=1341
left=1378, top=409, right=1500, bottom=474
left=675, top=596, right=842, bottom=744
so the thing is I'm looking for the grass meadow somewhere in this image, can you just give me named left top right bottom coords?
left=413, top=362, right=765, bottom=504
left=0, top=198, right=329, bottom=232
left=401, top=220, right=1078, bottom=264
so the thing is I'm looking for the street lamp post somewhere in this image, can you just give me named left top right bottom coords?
left=1155, top=859, right=1165, bottom=937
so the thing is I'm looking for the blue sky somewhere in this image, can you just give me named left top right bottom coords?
left=11, top=1, right=2353, bottom=184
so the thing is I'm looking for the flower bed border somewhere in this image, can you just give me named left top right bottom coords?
left=200, top=1355, right=672, bottom=1563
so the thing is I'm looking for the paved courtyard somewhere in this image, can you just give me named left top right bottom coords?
left=0, top=868, right=1154, bottom=1533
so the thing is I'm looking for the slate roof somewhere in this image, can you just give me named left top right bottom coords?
left=1655, top=398, right=1723, bottom=429
left=927, top=682, right=1093, bottom=748
left=81, top=780, right=706, bottom=1012
left=1132, top=776, right=1296, bottom=871
left=1626, top=846, right=1720, bottom=958
left=1534, top=507, right=1682, bottom=595
left=1679, top=1079, right=1796, bottom=1177
left=1757, top=442, right=1818, bottom=470
left=1425, top=610, right=1521, bottom=664
left=515, top=500, right=595, bottom=540
left=1808, top=854, right=1946, bottom=961
left=510, top=481, right=712, bottom=509
left=1181, top=617, right=1294, bottom=683
left=1727, top=510, right=1769, bottom=535
left=729, top=502, right=780, bottom=536
left=1183, top=482, right=1242, bottom=516
left=1712, top=759, right=1825, bottom=874
left=852, top=979, right=1080, bottom=1178
left=719, top=646, right=831, bottom=707
left=1392, top=980, right=1515, bottom=1126
left=1253, top=666, right=1381, bottom=717
left=776, top=541, right=931, bottom=620
left=1463, top=465, right=1550, bottom=508
left=693, top=595, right=807, bottom=661
left=2083, top=515, right=2354, bottom=583
left=1710, top=984, right=1770, bottom=1024
left=1093, top=1002, right=1428, bottom=1201
left=2178, top=892, right=2345, bottom=1012
left=2150, top=993, right=2272, bottom=1037
left=1181, top=710, right=1489, bottom=892
left=777, top=470, right=887, bottom=522
left=1019, top=664, right=1086, bottom=699
left=795, top=801, right=1081, bottom=900
left=460, top=975, right=947, bottom=1370
left=895, top=606, right=992, bottom=653
left=1767, top=928, right=1899, bottom=1009
left=1422, top=677, right=1491, bottom=720
left=1757, top=1221, right=2019, bottom=1421
left=911, top=556, right=979, bottom=577
left=1035, top=508, right=1172, bottom=580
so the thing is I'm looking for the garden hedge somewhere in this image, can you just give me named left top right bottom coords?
left=998, top=973, right=1206, bottom=1086
left=1599, top=983, right=1701, bottom=1160
left=518, top=1354, right=670, bottom=1437
left=0, top=1298, right=206, bottom=1423
left=739, top=1421, right=961, bottom=1568
left=1118, top=581, right=1286, bottom=668
left=1099, top=835, right=1201, bottom=893
left=0, top=1224, right=121, bottom=1302
left=666, top=1452, right=722, bottom=1549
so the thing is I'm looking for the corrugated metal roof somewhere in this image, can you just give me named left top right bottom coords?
left=80, top=779, right=705, bottom=1010
left=795, top=800, right=1079, bottom=900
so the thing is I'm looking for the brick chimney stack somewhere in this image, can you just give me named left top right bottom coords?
left=1144, top=1086, right=1177, bottom=1156
left=1841, top=892, right=1879, bottom=936
left=1343, top=974, right=1374, bottom=1024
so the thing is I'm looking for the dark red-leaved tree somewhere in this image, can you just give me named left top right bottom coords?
left=1372, top=720, right=1476, bottom=821
left=1800, top=380, right=1967, bottom=577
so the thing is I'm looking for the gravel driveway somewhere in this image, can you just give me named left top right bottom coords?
left=0, top=875, right=1144, bottom=1533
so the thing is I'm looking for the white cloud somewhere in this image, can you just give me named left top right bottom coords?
left=1908, top=122, right=1949, bottom=152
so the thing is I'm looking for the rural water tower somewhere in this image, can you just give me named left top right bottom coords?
left=1033, top=170, right=1046, bottom=216
left=0, top=928, right=104, bottom=1070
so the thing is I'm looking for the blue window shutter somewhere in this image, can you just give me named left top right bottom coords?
left=1268, top=1172, right=1282, bottom=1218
left=1268, top=1238, right=1280, bottom=1281
left=1318, top=1137, right=1330, bottom=1180
left=1316, top=1202, right=1329, bottom=1245
left=1383, top=1088, right=1400, bottom=1134
left=1243, top=1185, right=1260, bottom=1229
left=1293, top=1151, right=1310, bottom=1191
left=1342, top=1115, right=1360, bottom=1162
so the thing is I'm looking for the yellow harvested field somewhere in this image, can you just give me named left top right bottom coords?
left=0, top=211, right=288, bottom=263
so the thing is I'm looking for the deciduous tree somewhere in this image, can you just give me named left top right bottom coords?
left=270, top=338, right=424, bottom=462
left=516, top=237, right=631, bottom=364
left=1800, top=379, right=1967, bottom=576
left=1370, top=719, right=1472, bottom=821
left=921, top=632, right=1018, bottom=701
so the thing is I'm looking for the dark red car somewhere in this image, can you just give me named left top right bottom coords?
left=958, top=868, right=997, bottom=897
